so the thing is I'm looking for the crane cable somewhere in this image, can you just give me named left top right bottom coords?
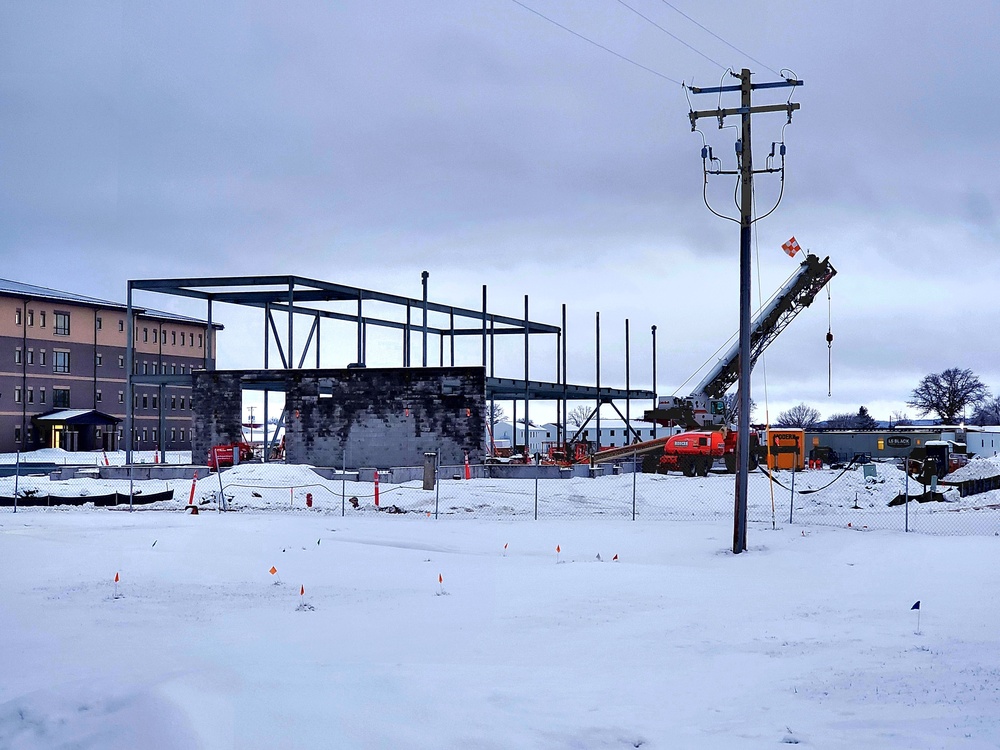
left=751, top=183, right=777, bottom=530
left=826, top=282, right=834, bottom=397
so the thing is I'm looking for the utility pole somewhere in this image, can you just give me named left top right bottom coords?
left=688, top=68, right=802, bottom=554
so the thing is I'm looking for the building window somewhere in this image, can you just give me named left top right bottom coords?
left=171, top=395, right=177, bottom=410
left=118, top=319, right=124, bottom=332
left=198, top=333, right=203, bottom=348
left=96, top=353, right=103, bottom=367
left=180, top=428, right=185, bottom=441
left=27, top=310, right=34, bottom=326
left=26, top=349, right=33, bottom=365
left=119, top=355, right=125, bottom=368
left=54, top=312, right=70, bottom=335
left=160, top=329, right=166, bottom=342
left=152, top=395, right=158, bottom=409
left=142, top=428, right=148, bottom=442
left=143, top=327, right=148, bottom=342
left=153, top=328, right=158, bottom=343
left=96, top=389, right=102, bottom=403
left=878, top=439, right=885, bottom=451
left=39, top=311, right=46, bottom=327
left=172, top=331, right=176, bottom=345
left=39, top=388, right=46, bottom=404
left=96, top=316, right=102, bottom=330
left=142, top=394, right=148, bottom=409
left=170, top=428, right=176, bottom=442
left=53, top=388, right=70, bottom=408
left=53, top=350, right=70, bottom=373
left=118, top=391, right=124, bottom=404
left=39, top=350, right=46, bottom=366
left=180, top=396, right=186, bottom=409
left=26, top=388, right=33, bottom=404
left=181, top=332, right=186, bottom=346
left=133, top=394, right=139, bottom=408
left=171, top=363, right=176, bottom=375
left=152, top=429, right=158, bottom=442
left=14, top=426, right=21, bottom=443
left=14, top=348, right=21, bottom=365
left=142, top=362, right=148, bottom=375
left=15, top=309, right=21, bottom=326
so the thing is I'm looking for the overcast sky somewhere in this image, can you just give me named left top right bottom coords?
left=2, top=1, right=999, bottom=424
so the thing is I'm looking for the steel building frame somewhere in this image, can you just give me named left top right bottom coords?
left=124, top=273, right=655, bottom=462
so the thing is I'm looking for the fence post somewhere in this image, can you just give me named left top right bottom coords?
left=904, top=465, right=909, bottom=533
left=789, top=466, right=795, bottom=524
left=13, top=450, right=20, bottom=514
left=341, top=453, right=346, bottom=517
left=632, top=449, right=637, bottom=521
left=434, top=452, right=440, bottom=519
left=217, top=467, right=225, bottom=513
left=534, top=471, right=539, bottom=521
left=129, top=463, right=134, bottom=513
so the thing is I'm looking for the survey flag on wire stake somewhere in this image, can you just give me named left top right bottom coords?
left=912, top=600, right=921, bottom=634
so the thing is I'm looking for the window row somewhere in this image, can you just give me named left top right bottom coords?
left=133, top=393, right=189, bottom=410
left=14, top=308, right=71, bottom=334
left=13, top=386, right=70, bottom=407
left=139, top=326, right=204, bottom=349
left=14, top=426, right=190, bottom=444
left=13, top=349, right=202, bottom=375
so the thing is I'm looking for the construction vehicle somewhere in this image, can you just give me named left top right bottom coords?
left=208, top=442, right=255, bottom=470
left=545, top=441, right=591, bottom=466
left=639, top=253, right=837, bottom=474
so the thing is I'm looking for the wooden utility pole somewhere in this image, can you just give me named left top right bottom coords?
left=688, top=69, right=802, bottom=553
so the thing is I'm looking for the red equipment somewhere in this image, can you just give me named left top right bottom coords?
left=208, top=442, right=254, bottom=470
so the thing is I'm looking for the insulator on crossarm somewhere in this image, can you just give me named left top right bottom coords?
left=826, top=331, right=834, bottom=347
left=734, top=139, right=743, bottom=155
left=701, top=146, right=709, bottom=160
left=780, top=143, right=786, bottom=156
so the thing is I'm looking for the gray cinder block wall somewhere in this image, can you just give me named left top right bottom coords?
left=193, top=367, right=485, bottom=469
left=191, top=371, right=244, bottom=464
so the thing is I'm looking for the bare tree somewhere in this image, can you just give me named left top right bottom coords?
left=485, top=403, right=506, bottom=430
left=774, top=403, right=820, bottom=428
left=890, top=410, right=912, bottom=427
left=825, top=411, right=859, bottom=429
left=907, top=367, right=989, bottom=423
left=567, top=405, right=592, bottom=428
left=721, top=393, right=756, bottom=424
left=971, top=395, right=1000, bottom=426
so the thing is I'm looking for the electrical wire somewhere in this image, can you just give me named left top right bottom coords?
left=657, top=0, right=782, bottom=77
left=615, top=0, right=727, bottom=71
left=750, top=180, right=776, bottom=528
left=508, top=0, right=684, bottom=85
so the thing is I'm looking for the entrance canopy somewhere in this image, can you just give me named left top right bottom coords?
left=33, top=409, right=122, bottom=426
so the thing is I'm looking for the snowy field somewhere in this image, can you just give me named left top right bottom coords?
left=1, top=510, right=999, bottom=749
left=2, top=451, right=1000, bottom=746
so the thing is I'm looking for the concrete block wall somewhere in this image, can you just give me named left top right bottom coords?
left=192, top=367, right=485, bottom=470
left=191, top=372, right=244, bottom=464
left=285, top=367, right=485, bottom=469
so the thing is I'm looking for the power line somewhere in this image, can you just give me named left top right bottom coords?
left=656, top=0, right=782, bottom=77
left=508, top=0, right=684, bottom=86
left=615, top=0, right=727, bottom=72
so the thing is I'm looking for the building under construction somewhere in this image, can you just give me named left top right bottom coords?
left=125, top=273, right=655, bottom=468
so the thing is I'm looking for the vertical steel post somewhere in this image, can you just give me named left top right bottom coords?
left=205, top=297, right=214, bottom=370
left=625, top=318, right=631, bottom=441
left=481, top=285, right=488, bottom=368
left=315, top=313, right=321, bottom=367
left=450, top=308, right=455, bottom=366
left=356, top=291, right=363, bottom=365
left=651, top=325, right=658, bottom=440
left=13, top=450, right=19, bottom=513
left=286, top=284, right=293, bottom=371
left=421, top=271, right=429, bottom=367
left=555, top=329, right=562, bottom=448
left=596, top=311, right=601, bottom=453
left=733, top=67, right=753, bottom=555
left=524, top=295, right=530, bottom=454
left=632, top=448, right=637, bottom=520
left=263, top=303, right=270, bottom=464
left=125, top=282, right=135, bottom=464
left=562, top=304, right=568, bottom=446
left=404, top=302, right=411, bottom=367
left=789, top=465, right=795, bottom=524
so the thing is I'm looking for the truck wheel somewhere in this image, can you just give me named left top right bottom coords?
left=682, top=459, right=697, bottom=477
left=697, top=458, right=711, bottom=477
left=724, top=454, right=737, bottom=473
left=642, top=454, right=660, bottom=474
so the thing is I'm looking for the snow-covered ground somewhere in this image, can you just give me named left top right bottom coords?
left=1, top=509, right=998, bottom=749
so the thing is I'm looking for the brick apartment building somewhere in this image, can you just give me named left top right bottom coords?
left=0, top=279, right=219, bottom=454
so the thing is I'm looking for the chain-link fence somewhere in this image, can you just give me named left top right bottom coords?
left=3, top=449, right=1000, bottom=536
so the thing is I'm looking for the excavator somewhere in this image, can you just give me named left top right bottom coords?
left=591, top=253, right=837, bottom=475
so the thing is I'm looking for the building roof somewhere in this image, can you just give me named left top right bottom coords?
left=0, top=278, right=220, bottom=328
left=32, top=409, right=122, bottom=425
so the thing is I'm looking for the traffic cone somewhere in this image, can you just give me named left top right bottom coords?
left=374, top=470, right=380, bottom=508
left=464, top=451, right=471, bottom=480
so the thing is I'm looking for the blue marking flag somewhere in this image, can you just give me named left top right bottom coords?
left=911, top=601, right=921, bottom=610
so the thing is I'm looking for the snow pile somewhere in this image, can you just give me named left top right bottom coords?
left=944, top=455, right=1000, bottom=482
